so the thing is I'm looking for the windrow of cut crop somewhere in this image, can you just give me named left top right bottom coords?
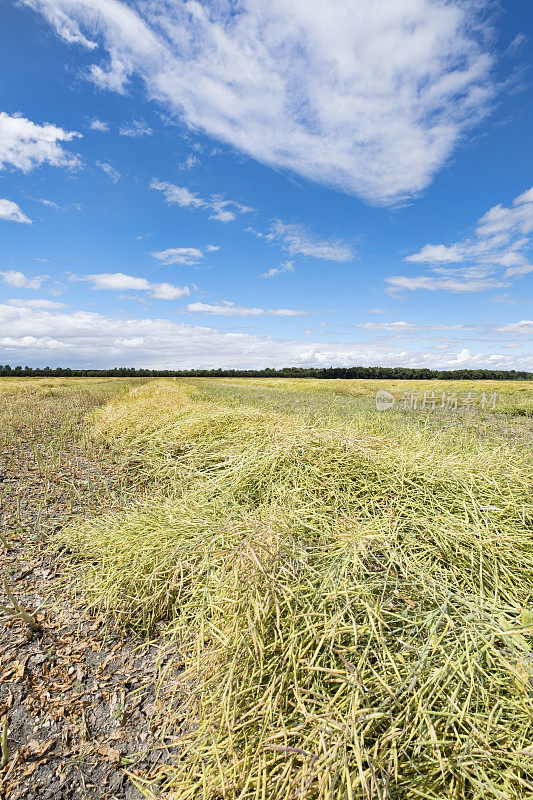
left=56, top=380, right=533, bottom=799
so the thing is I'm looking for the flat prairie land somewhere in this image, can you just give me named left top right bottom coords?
left=1, top=377, right=532, bottom=799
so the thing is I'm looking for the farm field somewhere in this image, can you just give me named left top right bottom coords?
left=1, top=377, right=533, bottom=799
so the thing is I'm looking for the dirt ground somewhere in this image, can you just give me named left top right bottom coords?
left=0, top=439, right=181, bottom=800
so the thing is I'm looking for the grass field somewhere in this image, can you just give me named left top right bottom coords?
left=2, top=377, right=533, bottom=799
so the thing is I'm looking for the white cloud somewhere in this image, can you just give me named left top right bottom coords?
left=187, top=301, right=307, bottom=317
left=386, top=275, right=507, bottom=294
left=493, top=293, right=533, bottom=306
left=71, top=271, right=189, bottom=300
left=269, top=308, right=307, bottom=317
left=96, top=160, right=120, bottom=182
left=89, top=118, right=109, bottom=131
left=0, top=304, right=530, bottom=370
left=119, top=120, right=152, bottom=138
left=151, top=282, right=190, bottom=300
left=353, top=321, right=474, bottom=331
left=206, top=244, right=219, bottom=253
left=356, top=321, right=415, bottom=330
left=23, top=0, right=495, bottom=205
left=81, top=273, right=150, bottom=291
left=7, top=298, right=65, bottom=309
left=405, top=244, right=466, bottom=264
left=210, top=197, right=250, bottom=223
left=151, top=247, right=203, bottom=265
left=254, top=221, right=354, bottom=262
left=151, top=179, right=252, bottom=223
left=35, top=198, right=59, bottom=209
left=365, top=308, right=388, bottom=314
left=0, top=199, right=32, bottom=224
left=495, top=320, right=533, bottom=334
left=151, top=181, right=202, bottom=209
left=508, top=33, right=527, bottom=52
left=179, top=154, right=200, bottom=170
left=0, top=270, right=48, bottom=289
left=258, top=260, right=295, bottom=279
left=394, top=186, right=533, bottom=292
left=0, top=111, right=80, bottom=172
left=476, top=187, right=533, bottom=245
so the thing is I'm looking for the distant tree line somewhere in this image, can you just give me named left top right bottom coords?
left=0, top=364, right=531, bottom=380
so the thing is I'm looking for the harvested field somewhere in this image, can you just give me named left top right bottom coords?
left=0, top=379, right=180, bottom=800
left=1, top=377, right=532, bottom=799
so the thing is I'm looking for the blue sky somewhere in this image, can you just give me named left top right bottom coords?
left=0, top=0, right=532, bottom=369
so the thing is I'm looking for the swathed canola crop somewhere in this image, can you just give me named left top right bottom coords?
left=58, top=380, right=533, bottom=800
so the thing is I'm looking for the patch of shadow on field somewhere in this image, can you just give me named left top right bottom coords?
left=0, top=442, right=181, bottom=799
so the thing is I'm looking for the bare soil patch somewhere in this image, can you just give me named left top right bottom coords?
left=0, top=440, right=180, bottom=799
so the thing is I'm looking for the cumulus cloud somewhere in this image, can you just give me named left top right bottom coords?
left=187, top=301, right=307, bottom=317
left=71, top=272, right=189, bottom=299
left=406, top=244, right=466, bottom=264
left=151, top=247, right=203, bottom=266
left=151, top=179, right=252, bottom=222
left=22, top=0, right=495, bottom=205
left=206, top=244, right=219, bottom=253
left=0, top=111, right=80, bottom=172
left=79, top=273, right=149, bottom=291
left=151, top=282, right=190, bottom=300
left=0, top=270, right=48, bottom=289
left=0, top=304, right=530, bottom=370
left=392, top=186, right=533, bottom=293
left=253, top=221, right=354, bottom=262
left=258, top=260, right=295, bottom=279
left=0, top=199, right=32, bottom=224
left=96, top=160, right=121, bottom=182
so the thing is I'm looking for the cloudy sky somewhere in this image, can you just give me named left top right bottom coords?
left=0, top=0, right=532, bottom=370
